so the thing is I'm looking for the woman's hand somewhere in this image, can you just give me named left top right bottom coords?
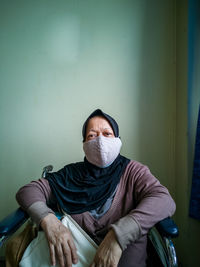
left=90, top=229, right=122, bottom=267
left=40, top=213, right=78, bottom=267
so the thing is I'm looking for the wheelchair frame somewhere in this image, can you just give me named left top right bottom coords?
left=0, top=165, right=179, bottom=266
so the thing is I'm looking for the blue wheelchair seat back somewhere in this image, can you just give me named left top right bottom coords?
left=0, top=165, right=179, bottom=267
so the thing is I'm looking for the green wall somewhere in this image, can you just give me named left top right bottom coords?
left=3, top=0, right=196, bottom=264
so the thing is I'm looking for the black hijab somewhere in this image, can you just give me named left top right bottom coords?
left=46, top=109, right=130, bottom=214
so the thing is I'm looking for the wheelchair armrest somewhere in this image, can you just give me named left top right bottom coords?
left=0, top=207, right=29, bottom=238
left=155, top=217, right=179, bottom=238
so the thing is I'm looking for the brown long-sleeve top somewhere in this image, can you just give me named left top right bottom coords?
left=16, top=160, right=176, bottom=267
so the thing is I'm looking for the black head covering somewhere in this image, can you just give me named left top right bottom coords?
left=82, top=109, right=119, bottom=141
left=46, top=109, right=130, bottom=214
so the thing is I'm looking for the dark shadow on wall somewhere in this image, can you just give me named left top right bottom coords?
left=136, top=1, right=176, bottom=194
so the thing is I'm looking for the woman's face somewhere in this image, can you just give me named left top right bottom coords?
left=85, top=116, right=114, bottom=141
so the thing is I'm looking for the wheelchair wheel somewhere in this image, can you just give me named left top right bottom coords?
left=147, top=233, right=164, bottom=267
left=147, top=227, right=169, bottom=267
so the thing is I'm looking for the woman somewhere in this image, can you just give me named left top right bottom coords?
left=16, top=109, right=176, bottom=267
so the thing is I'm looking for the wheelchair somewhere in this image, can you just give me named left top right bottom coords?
left=0, top=165, right=179, bottom=267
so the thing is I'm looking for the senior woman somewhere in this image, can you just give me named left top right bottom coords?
left=16, top=109, right=176, bottom=267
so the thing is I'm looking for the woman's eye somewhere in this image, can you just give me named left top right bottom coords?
left=87, top=134, right=96, bottom=139
left=104, top=132, right=113, bottom=137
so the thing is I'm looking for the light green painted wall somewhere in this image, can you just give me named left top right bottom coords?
left=0, top=0, right=177, bottom=259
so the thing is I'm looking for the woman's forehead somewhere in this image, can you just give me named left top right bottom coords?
left=86, top=116, right=112, bottom=130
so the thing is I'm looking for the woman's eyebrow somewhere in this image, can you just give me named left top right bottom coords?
left=88, top=127, right=112, bottom=132
left=103, top=127, right=112, bottom=130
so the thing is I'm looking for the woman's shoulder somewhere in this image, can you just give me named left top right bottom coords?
left=124, top=159, right=150, bottom=174
left=120, top=160, right=157, bottom=192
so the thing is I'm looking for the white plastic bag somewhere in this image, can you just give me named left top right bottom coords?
left=19, top=215, right=98, bottom=267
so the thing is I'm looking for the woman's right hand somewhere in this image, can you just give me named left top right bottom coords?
left=40, top=213, right=78, bottom=267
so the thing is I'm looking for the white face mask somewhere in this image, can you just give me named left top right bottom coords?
left=83, top=136, right=122, bottom=168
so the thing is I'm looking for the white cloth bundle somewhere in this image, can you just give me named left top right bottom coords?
left=19, top=215, right=98, bottom=267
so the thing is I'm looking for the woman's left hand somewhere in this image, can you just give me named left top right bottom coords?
left=90, top=229, right=122, bottom=267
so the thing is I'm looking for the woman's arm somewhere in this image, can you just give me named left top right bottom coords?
left=16, top=178, right=55, bottom=226
left=112, top=163, right=176, bottom=250
left=130, top=170, right=176, bottom=234
left=16, top=179, right=78, bottom=267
